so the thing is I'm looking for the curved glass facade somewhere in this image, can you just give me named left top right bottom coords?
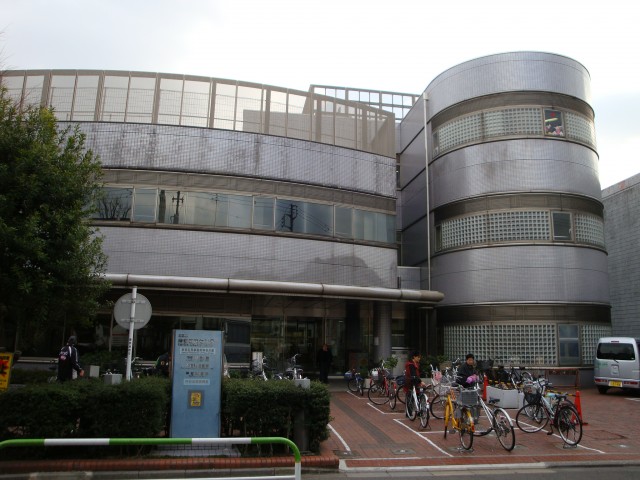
left=1, top=70, right=395, bottom=157
left=435, top=209, right=605, bottom=251
left=433, top=105, right=596, bottom=158
left=93, top=186, right=396, bottom=245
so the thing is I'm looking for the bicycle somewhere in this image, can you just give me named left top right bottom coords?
left=515, top=378, right=583, bottom=446
left=495, top=364, right=533, bottom=391
left=368, top=361, right=396, bottom=408
left=429, top=362, right=461, bottom=420
left=285, top=353, right=304, bottom=380
left=405, top=382, right=430, bottom=429
left=345, top=368, right=364, bottom=396
left=469, top=382, right=516, bottom=451
left=442, top=385, right=475, bottom=450
left=249, top=356, right=283, bottom=380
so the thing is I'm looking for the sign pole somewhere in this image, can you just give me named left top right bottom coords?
left=125, top=286, right=137, bottom=381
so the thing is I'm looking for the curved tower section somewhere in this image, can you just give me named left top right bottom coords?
left=424, top=52, right=610, bottom=366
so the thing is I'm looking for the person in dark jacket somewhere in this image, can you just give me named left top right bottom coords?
left=316, top=344, right=332, bottom=383
left=457, top=353, right=479, bottom=388
left=57, top=336, right=84, bottom=382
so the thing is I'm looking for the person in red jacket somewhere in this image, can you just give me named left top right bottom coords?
left=404, top=351, right=427, bottom=417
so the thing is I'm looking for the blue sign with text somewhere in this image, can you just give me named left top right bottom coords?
left=170, top=329, right=223, bottom=437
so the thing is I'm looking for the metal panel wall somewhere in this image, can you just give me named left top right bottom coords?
left=602, top=174, right=640, bottom=336
left=424, top=52, right=591, bottom=120
left=430, top=139, right=601, bottom=209
left=100, top=226, right=398, bottom=288
left=72, top=123, right=397, bottom=198
left=432, top=246, right=610, bottom=305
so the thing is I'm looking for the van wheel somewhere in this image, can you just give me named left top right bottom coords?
left=597, top=386, right=608, bottom=394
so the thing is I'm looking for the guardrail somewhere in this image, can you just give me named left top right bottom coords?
left=0, top=436, right=302, bottom=480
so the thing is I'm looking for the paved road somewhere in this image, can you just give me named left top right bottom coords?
left=321, top=383, right=640, bottom=470
left=301, top=465, right=640, bottom=479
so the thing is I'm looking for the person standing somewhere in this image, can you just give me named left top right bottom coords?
left=316, top=343, right=332, bottom=384
left=404, top=351, right=427, bottom=418
left=57, top=336, right=84, bottom=382
left=457, top=353, right=479, bottom=388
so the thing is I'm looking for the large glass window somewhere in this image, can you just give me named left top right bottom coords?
left=93, top=186, right=396, bottom=245
left=94, top=187, right=132, bottom=220
left=275, top=199, right=333, bottom=236
left=335, top=207, right=352, bottom=238
left=253, top=197, right=275, bottom=230
left=132, top=188, right=158, bottom=222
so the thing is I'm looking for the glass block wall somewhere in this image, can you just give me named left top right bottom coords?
left=433, top=106, right=595, bottom=157
left=443, top=322, right=611, bottom=366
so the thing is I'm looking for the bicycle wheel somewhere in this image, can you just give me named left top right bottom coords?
left=357, top=379, right=364, bottom=396
left=418, top=394, right=430, bottom=429
left=493, top=407, right=516, bottom=451
left=389, top=384, right=397, bottom=410
left=368, top=383, right=390, bottom=405
left=556, top=405, right=583, bottom=446
left=459, top=407, right=474, bottom=450
left=406, top=394, right=417, bottom=421
left=424, top=384, right=437, bottom=403
left=396, top=386, right=406, bottom=404
left=516, top=402, right=549, bottom=433
left=347, top=378, right=358, bottom=392
left=430, top=394, right=446, bottom=419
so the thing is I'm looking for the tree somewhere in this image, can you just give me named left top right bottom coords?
left=0, top=86, right=109, bottom=354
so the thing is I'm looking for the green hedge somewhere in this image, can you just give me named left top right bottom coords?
left=0, top=377, right=330, bottom=458
left=221, top=379, right=331, bottom=453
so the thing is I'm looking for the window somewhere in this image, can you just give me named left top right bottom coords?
left=558, top=324, right=580, bottom=366
left=552, top=212, right=572, bottom=241
left=253, top=197, right=275, bottom=230
left=597, top=342, right=636, bottom=361
left=132, top=188, right=157, bottom=222
left=94, top=187, right=132, bottom=220
left=544, top=109, right=564, bottom=137
left=335, top=207, right=352, bottom=238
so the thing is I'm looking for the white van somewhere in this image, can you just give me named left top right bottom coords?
left=593, top=337, right=640, bottom=394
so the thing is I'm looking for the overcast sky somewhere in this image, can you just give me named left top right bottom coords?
left=2, top=0, right=639, bottom=189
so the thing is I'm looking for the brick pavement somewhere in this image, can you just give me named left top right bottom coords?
left=1, top=381, right=640, bottom=476
left=324, top=382, right=640, bottom=471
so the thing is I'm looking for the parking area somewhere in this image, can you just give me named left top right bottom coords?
left=322, top=382, right=640, bottom=469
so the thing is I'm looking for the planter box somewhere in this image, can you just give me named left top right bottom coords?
left=486, top=386, right=523, bottom=409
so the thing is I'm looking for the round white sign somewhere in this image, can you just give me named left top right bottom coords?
left=113, top=292, right=152, bottom=330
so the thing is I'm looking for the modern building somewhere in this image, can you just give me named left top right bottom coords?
left=602, top=174, right=640, bottom=337
left=397, top=52, right=610, bottom=367
left=1, top=51, right=611, bottom=373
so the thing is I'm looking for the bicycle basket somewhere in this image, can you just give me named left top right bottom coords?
left=371, top=368, right=387, bottom=384
left=344, top=371, right=353, bottom=381
left=459, top=389, right=479, bottom=407
left=523, top=382, right=542, bottom=404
